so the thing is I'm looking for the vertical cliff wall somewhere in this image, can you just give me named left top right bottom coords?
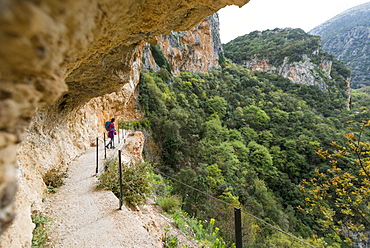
left=0, top=0, right=251, bottom=246
left=143, top=13, right=223, bottom=75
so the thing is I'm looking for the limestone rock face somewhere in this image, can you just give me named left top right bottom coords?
left=0, top=0, right=251, bottom=245
left=243, top=55, right=332, bottom=91
left=309, top=2, right=370, bottom=88
left=121, top=131, right=145, bottom=163
left=223, top=28, right=350, bottom=93
left=143, top=13, right=223, bottom=75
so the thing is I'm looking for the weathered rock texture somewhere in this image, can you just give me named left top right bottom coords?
left=309, top=2, right=370, bottom=88
left=143, top=13, right=223, bottom=75
left=120, top=131, right=145, bottom=163
left=242, top=55, right=352, bottom=110
left=243, top=54, right=332, bottom=91
left=0, top=0, right=250, bottom=246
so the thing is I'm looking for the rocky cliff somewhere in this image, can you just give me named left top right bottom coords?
left=223, top=28, right=352, bottom=109
left=223, top=28, right=343, bottom=90
left=0, top=0, right=250, bottom=247
left=309, top=2, right=370, bottom=88
left=242, top=54, right=332, bottom=90
left=142, top=13, right=223, bottom=75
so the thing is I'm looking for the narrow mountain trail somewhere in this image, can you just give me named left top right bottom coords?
left=43, top=137, right=165, bottom=248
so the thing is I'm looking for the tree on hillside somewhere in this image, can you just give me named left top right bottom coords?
left=299, top=115, right=370, bottom=246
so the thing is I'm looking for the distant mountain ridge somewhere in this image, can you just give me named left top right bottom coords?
left=309, top=2, right=370, bottom=88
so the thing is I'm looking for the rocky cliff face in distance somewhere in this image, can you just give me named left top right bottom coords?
left=223, top=28, right=352, bottom=109
left=142, top=13, right=223, bottom=75
left=224, top=28, right=339, bottom=91
left=309, top=2, right=370, bottom=88
left=0, top=0, right=250, bottom=247
left=242, top=54, right=332, bottom=91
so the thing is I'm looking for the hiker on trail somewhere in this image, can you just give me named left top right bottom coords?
left=105, top=118, right=116, bottom=149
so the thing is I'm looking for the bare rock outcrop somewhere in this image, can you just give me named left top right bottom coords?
left=0, top=0, right=250, bottom=246
left=143, top=13, right=223, bottom=75
left=243, top=55, right=333, bottom=91
left=123, top=131, right=145, bottom=163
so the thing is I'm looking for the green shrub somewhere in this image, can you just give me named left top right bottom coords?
left=31, top=212, right=52, bottom=248
left=150, top=45, right=171, bottom=73
left=43, top=169, right=67, bottom=193
left=157, top=195, right=181, bottom=214
left=170, top=212, right=231, bottom=247
left=97, top=158, right=152, bottom=206
left=163, top=226, right=179, bottom=248
left=118, top=119, right=151, bottom=130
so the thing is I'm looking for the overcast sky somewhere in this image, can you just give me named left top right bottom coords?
left=218, top=0, right=370, bottom=43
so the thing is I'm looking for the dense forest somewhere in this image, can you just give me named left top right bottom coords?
left=223, top=28, right=328, bottom=66
left=132, top=29, right=370, bottom=247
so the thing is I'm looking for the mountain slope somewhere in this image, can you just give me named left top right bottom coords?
left=223, top=28, right=351, bottom=109
left=309, top=2, right=370, bottom=88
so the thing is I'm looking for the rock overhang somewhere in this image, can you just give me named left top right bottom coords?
left=0, top=0, right=251, bottom=236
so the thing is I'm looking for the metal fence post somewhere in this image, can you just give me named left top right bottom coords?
left=235, top=208, right=242, bottom=248
left=104, top=133, right=106, bottom=159
left=96, top=137, right=99, bottom=174
left=118, top=150, right=123, bottom=210
left=118, top=126, right=120, bottom=143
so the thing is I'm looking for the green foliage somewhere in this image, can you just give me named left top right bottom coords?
left=205, top=96, right=227, bottom=118
left=351, top=87, right=370, bottom=110
left=261, top=231, right=325, bottom=248
left=118, top=119, right=151, bottom=130
left=43, top=169, right=67, bottom=194
left=171, top=213, right=232, bottom=247
left=150, top=45, right=172, bottom=73
left=163, top=228, right=179, bottom=248
left=206, top=164, right=226, bottom=190
left=31, top=212, right=52, bottom=248
left=240, top=105, right=270, bottom=130
left=137, top=60, right=354, bottom=246
left=157, top=195, right=181, bottom=214
left=299, top=118, right=370, bottom=245
left=97, top=158, right=152, bottom=206
left=154, top=173, right=231, bottom=247
left=331, top=59, right=351, bottom=81
left=247, top=141, right=276, bottom=179
left=218, top=52, right=226, bottom=66
left=223, top=28, right=321, bottom=66
left=172, top=168, right=210, bottom=216
left=223, top=28, right=351, bottom=100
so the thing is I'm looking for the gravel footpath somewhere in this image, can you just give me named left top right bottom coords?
left=43, top=145, right=163, bottom=248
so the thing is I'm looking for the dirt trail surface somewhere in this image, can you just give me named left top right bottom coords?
left=43, top=143, right=163, bottom=248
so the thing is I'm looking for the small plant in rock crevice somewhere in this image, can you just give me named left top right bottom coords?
left=31, top=212, right=53, bottom=248
left=43, top=168, right=68, bottom=194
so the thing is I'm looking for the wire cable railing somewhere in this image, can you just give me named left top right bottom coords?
left=97, top=131, right=317, bottom=248
left=157, top=170, right=316, bottom=248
